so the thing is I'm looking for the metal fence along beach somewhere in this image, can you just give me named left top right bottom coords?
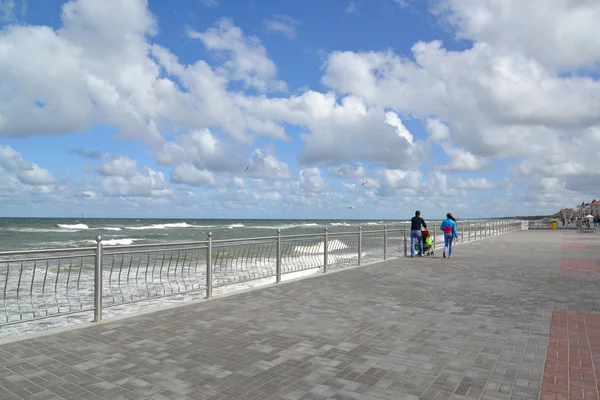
left=0, top=221, right=523, bottom=333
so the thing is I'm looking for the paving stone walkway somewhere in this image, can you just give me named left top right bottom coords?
left=0, top=230, right=598, bottom=400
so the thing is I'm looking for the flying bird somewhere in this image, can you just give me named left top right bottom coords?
left=361, top=181, right=368, bottom=186
left=350, top=184, right=356, bottom=189
left=348, top=206, right=355, bottom=209
left=244, top=166, right=249, bottom=172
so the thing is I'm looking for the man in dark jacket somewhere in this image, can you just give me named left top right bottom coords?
left=410, top=210, right=428, bottom=257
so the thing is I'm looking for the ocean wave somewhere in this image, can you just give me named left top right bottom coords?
left=226, top=223, right=245, bottom=229
left=366, top=222, right=380, bottom=225
left=125, top=222, right=193, bottom=230
left=57, top=224, right=89, bottom=230
left=101, top=227, right=122, bottom=231
left=7, top=228, right=78, bottom=233
left=246, top=223, right=321, bottom=230
left=293, top=239, right=348, bottom=254
left=330, top=222, right=351, bottom=227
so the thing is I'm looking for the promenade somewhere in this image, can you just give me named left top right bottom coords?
left=0, top=230, right=599, bottom=400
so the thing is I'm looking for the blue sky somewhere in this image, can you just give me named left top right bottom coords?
left=0, top=0, right=599, bottom=219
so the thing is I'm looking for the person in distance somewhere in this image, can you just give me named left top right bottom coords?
left=410, top=210, right=428, bottom=257
left=440, top=213, right=459, bottom=258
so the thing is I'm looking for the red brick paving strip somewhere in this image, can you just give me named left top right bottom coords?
left=562, top=244, right=600, bottom=251
left=559, top=258, right=600, bottom=275
left=541, top=311, right=600, bottom=400
left=562, top=244, right=591, bottom=250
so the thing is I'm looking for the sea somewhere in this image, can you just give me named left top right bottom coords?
left=0, top=217, right=409, bottom=252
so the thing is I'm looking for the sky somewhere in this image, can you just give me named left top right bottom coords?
left=0, top=0, right=599, bottom=220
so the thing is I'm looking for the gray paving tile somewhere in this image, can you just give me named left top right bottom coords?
left=0, top=231, right=593, bottom=400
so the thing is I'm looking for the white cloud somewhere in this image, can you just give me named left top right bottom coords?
left=425, top=118, right=451, bottom=142
left=1, top=0, right=599, bottom=217
left=238, top=91, right=422, bottom=168
left=453, top=178, right=495, bottom=190
left=319, top=35, right=600, bottom=200
left=156, top=129, right=244, bottom=173
left=246, top=148, right=291, bottom=180
left=433, top=0, right=600, bottom=70
left=385, top=111, right=413, bottom=144
left=264, top=15, right=299, bottom=39
left=171, top=164, right=216, bottom=187
left=375, top=169, right=422, bottom=197
left=96, top=155, right=138, bottom=177
left=328, top=163, right=367, bottom=179
left=0, top=145, right=56, bottom=185
left=188, top=18, right=287, bottom=92
left=439, top=147, right=491, bottom=172
left=0, top=1, right=288, bottom=146
left=101, top=167, right=172, bottom=198
left=17, top=165, right=56, bottom=185
left=293, top=167, right=329, bottom=193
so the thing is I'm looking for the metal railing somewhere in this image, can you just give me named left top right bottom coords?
left=0, top=221, right=522, bottom=327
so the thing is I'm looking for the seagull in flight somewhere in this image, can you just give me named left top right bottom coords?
left=348, top=206, right=355, bottom=209
left=361, top=181, right=368, bottom=186
left=244, top=166, right=249, bottom=172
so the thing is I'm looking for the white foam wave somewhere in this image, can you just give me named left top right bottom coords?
left=247, top=223, right=321, bottom=230
left=293, top=239, right=348, bottom=254
left=226, top=223, right=245, bottom=229
left=7, top=228, right=77, bottom=233
left=126, top=223, right=193, bottom=230
left=101, top=227, right=122, bottom=231
left=330, top=222, right=351, bottom=227
left=366, top=222, right=380, bottom=225
left=57, top=224, right=89, bottom=230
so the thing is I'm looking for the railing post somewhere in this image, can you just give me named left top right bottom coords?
left=479, top=222, right=482, bottom=239
left=358, top=226, right=362, bottom=266
left=93, top=236, right=103, bottom=323
left=468, top=222, right=471, bottom=242
left=323, top=228, right=328, bottom=273
left=383, top=226, right=388, bottom=260
left=403, top=228, right=408, bottom=257
left=206, top=232, right=212, bottom=299
left=276, top=229, right=282, bottom=282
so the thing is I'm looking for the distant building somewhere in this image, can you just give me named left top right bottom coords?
left=560, top=208, right=577, bottom=219
left=592, top=200, right=600, bottom=216
left=578, top=203, right=592, bottom=217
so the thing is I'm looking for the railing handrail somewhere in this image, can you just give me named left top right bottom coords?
left=0, top=247, right=96, bottom=257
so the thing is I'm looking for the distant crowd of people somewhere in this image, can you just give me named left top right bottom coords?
left=561, top=215, right=600, bottom=228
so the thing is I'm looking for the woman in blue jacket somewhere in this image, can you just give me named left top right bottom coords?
left=440, top=213, right=459, bottom=258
